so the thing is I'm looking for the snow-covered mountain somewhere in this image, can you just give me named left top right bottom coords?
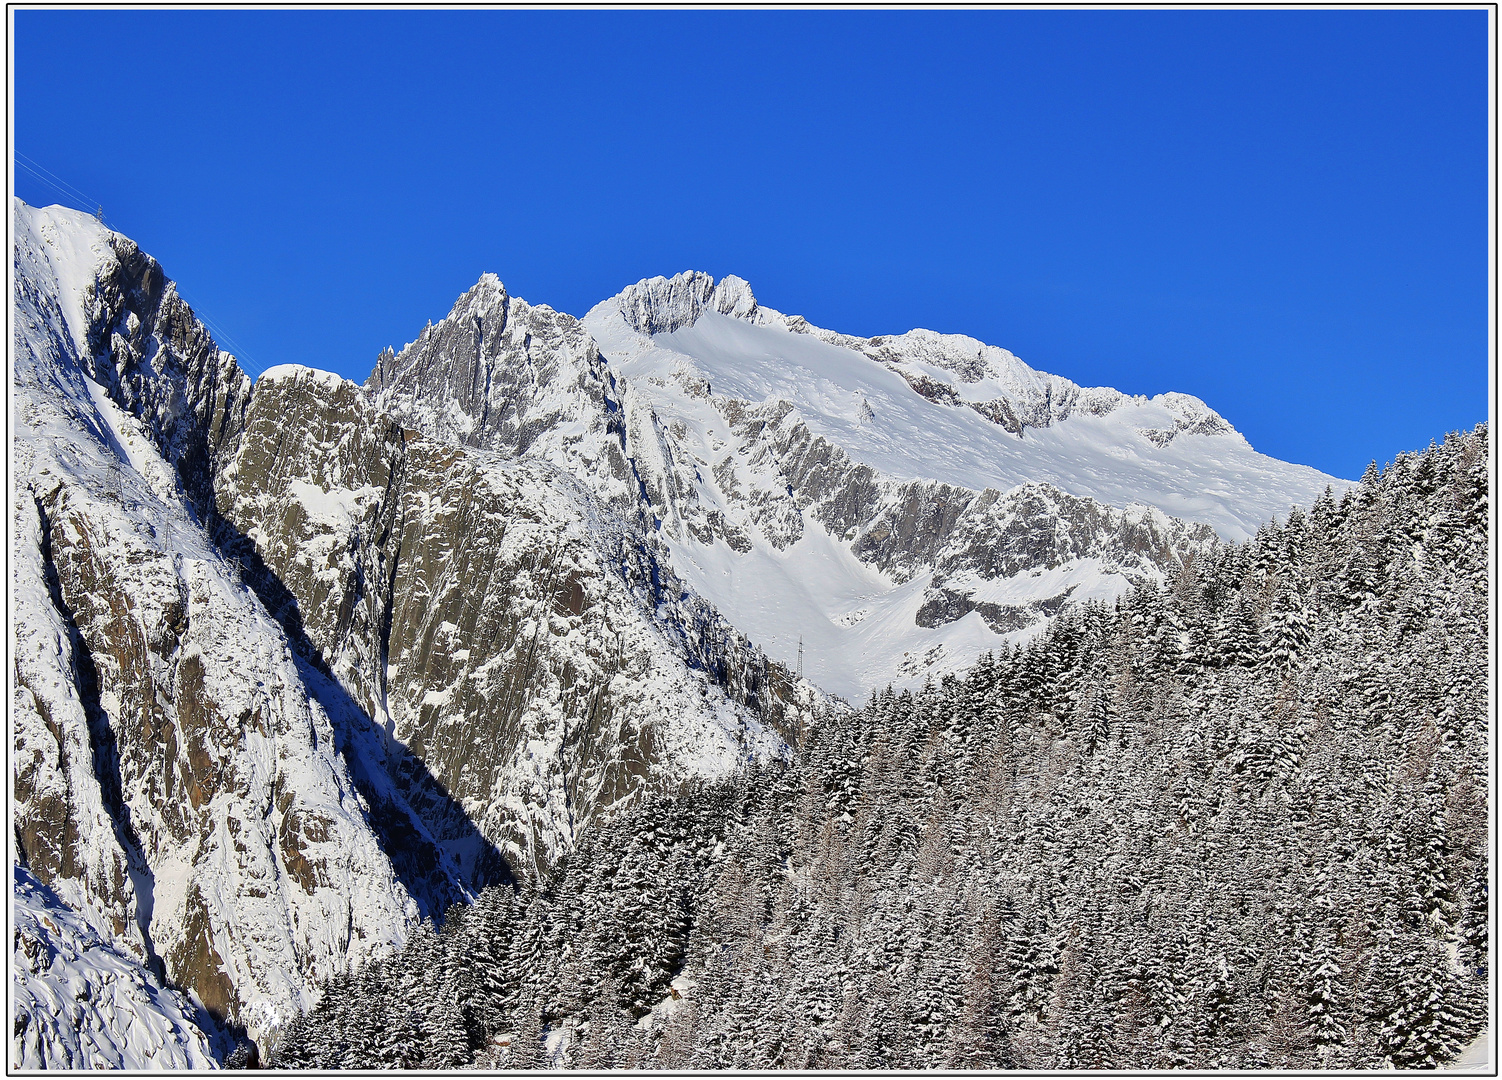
left=579, top=271, right=1346, bottom=697
left=11, top=203, right=1350, bottom=1065
left=10, top=204, right=807, bottom=1064
left=13, top=203, right=427, bottom=1050
left=219, top=362, right=796, bottom=876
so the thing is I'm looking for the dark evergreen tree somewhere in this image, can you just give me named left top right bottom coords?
left=269, top=425, right=1488, bottom=1073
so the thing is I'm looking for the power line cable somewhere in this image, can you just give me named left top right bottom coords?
left=15, top=159, right=94, bottom=216
left=17, top=151, right=98, bottom=203
left=176, top=297, right=269, bottom=380
left=16, top=152, right=104, bottom=218
left=14, top=152, right=273, bottom=382
left=15, top=158, right=74, bottom=204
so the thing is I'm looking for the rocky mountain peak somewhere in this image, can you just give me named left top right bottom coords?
left=366, top=272, right=511, bottom=397
left=607, top=270, right=760, bottom=336
left=444, top=271, right=510, bottom=324
left=365, top=274, right=611, bottom=461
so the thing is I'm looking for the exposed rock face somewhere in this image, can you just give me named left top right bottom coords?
left=366, top=275, right=623, bottom=475
left=217, top=366, right=794, bottom=874
left=610, top=271, right=760, bottom=335
left=912, top=486, right=1218, bottom=633
left=79, top=231, right=253, bottom=510
left=12, top=202, right=425, bottom=1043
left=361, top=274, right=813, bottom=733
left=12, top=478, right=144, bottom=958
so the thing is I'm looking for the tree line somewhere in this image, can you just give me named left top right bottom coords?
left=271, top=424, right=1489, bottom=1070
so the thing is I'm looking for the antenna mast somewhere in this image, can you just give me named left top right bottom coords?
left=797, top=636, right=804, bottom=680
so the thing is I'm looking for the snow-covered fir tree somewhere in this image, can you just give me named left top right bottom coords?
left=270, top=425, right=1488, bottom=1070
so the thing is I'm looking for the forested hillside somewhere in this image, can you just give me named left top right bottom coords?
left=271, top=425, right=1489, bottom=1071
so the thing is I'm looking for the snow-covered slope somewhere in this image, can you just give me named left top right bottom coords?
left=12, top=208, right=811, bottom=1061
left=12, top=864, right=221, bottom=1069
left=589, top=273, right=1337, bottom=531
left=576, top=271, right=1345, bottom=695
left=655, top=313, right=1322, bottom=538
left=11, top=202, right=440, bottom=1047
left=587, top=272, right=1341, bottom=536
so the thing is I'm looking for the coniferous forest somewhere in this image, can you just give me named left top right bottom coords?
left=270, top=426, right=1490, bottom=1070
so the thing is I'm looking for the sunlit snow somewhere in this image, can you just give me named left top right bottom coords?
left=582, top=276, right=1350, bottom=698
left=653, top=311, right=1343, bottom=542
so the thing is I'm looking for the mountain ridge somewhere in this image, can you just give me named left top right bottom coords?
left=590, top=268, right=1246, bottom=451
left=577, top=269, right=1346, bottom=695
left=10, top=202, right=813, bottom=1062
left=11, top=201, right=1363, bottom=1066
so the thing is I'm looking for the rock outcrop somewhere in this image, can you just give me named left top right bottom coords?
left=218, top=364, right=795, bottom=874
left=12, top=208, right=1348, bottom=1066
left=13, top=202, right=426, bottom=1044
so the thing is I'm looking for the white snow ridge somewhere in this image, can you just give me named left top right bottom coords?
left=582, top=271, right=1349, bottom=697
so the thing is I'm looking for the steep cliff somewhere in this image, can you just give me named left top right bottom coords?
left=217, top=364, right=793, bottom=874
left=12, top=202, right=427, bottom=1045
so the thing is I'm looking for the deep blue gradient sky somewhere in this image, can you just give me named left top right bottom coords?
left=14, top=9, right=1490, bottom=481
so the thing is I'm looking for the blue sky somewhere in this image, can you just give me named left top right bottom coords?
left=13, top=9, right=1489, bottom=481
